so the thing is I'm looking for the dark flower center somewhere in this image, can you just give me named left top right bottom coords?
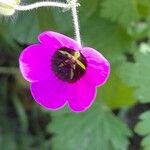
left=52, top=47, right=87, bottom=83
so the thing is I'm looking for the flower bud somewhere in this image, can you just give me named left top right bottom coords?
left=0, top=0, right=20, bottom=16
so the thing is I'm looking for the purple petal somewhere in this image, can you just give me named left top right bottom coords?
left=19, top=44, right=55, bottom=83
left=82, top=47, right=110, bottom=87
left=67, top=79, right=97, bottom=112
left=38, top=31, right=81, bottom=50
left=30, top=76, right=67, bottom=110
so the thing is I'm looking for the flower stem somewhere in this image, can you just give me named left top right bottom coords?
left=15, top=0, right=82, bottom=46
left=15, top=1, right=68, bottom=11
left=71, top=0, right=81, bottom=46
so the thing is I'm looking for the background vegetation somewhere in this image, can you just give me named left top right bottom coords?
left=0, top=0, right=150, bottom=149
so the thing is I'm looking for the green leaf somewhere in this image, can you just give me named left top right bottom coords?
left=82, top=16, right=133, bottom=63
left=9, top=12, right=39, bottom=43
left=13, top=96, right=28, bottom=132
left=48, top=102, right=131, bottom=150
left=79, top=0, right=99, bottom=23
left=52, top=0, right=99, bottom=34
left=0, top=22, right=19, bottom=49
left=9, top=8, right=57, bottom=44
left=51, top=9, right=72, bottom=34
left=118, top=46, right=150, bottom=103
left=100, top=0, right=140, bottom=26
left=36, top=8, right=57, bottom=31
left=129, top=21, right=150, bottom=40
left=0, top=133, right=17, bottom=150
left=100, top=67, right=136, bottom=109
left=135, top=111, right=150, bottom=150
left=137, top=0, right=150, bottom=17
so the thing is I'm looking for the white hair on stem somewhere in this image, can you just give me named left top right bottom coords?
left=0, top=0, right=82, bottom=47
left=15, top=0, right=82, bottom=46
left=15, top=1, right=68, bottom=10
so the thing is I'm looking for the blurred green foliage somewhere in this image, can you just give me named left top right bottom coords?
left=135, top=111, right=150, bottom=150
left=0, top=0, right=150, bottom=149
left=48, top=102, right=131, bottom=150
left=118, top=50, right=150, bottom=103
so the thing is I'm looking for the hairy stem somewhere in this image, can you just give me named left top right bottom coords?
left=71, top=0, right=81, bottom=46
left=15, top=0, right=82, bottom=46
left=15, top=1, right=68, bottom=11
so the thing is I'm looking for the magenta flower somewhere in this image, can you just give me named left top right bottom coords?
left=19, top=31, right=110, bottom=112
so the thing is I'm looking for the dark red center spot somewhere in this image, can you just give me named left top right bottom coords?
left=52, top=47, right=87, bottom=83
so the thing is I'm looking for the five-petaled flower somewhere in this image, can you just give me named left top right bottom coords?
left=19, top=31, right=110, bottom=112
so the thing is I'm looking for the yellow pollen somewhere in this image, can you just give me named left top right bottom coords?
left=59, top=50, right=86, bottom=70
left=74, top=51, right=80, bottom=59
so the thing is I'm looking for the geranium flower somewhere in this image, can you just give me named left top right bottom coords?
left=19, top=31, right=110, bottom=112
